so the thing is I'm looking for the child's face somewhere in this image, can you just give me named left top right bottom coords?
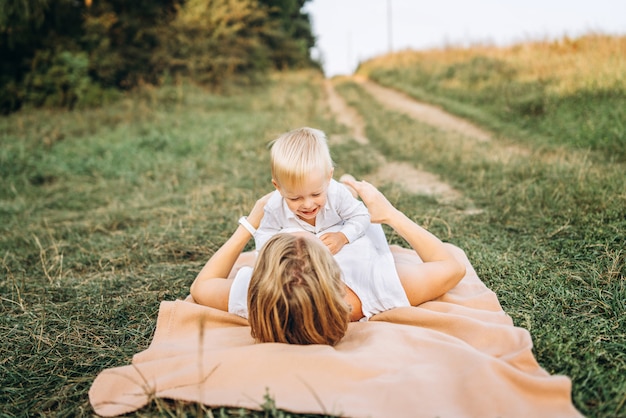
left=274, top=170, right=331, bottom=222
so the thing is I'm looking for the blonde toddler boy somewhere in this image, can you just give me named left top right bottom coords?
left=253, top=127, right=370, bottom=254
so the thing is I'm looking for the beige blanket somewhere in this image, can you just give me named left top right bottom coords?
left=89, top=245, right=582, bottom=417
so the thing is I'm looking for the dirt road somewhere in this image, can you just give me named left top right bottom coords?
left=324, top=78, right=482, bottom=213
left=355, top=77, right=492, bottom=143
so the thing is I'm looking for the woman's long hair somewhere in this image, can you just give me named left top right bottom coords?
left=248, top=233, right=350, bottom=346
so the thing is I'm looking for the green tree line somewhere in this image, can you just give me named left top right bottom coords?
left=0, top=0, right=318, bottom=114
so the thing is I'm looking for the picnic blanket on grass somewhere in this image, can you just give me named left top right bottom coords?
left=89, top=245, right=582, bottom=417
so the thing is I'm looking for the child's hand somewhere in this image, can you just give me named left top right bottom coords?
left=320, top=232, right=348, bottom=255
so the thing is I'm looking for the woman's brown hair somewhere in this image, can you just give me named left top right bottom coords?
left=248, top=233, right=350, bottom=346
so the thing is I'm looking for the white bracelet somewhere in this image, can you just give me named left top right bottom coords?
left=238, top=216, right=257, bottom=236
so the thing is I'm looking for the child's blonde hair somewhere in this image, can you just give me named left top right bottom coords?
left=270, top=127, right=334, bottom=187
left=247, top=233, right=350, bottom=345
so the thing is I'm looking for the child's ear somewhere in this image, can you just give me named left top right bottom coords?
left=271, top=178, right=280, bottom=191
left=329, top=168, right=334, bottom=180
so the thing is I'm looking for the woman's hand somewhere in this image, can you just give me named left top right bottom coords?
left=341, top=178, right=398, bottom=225
left=344, top=177, right=466, bottom=306
left=247, top=192, right=273, bottom=229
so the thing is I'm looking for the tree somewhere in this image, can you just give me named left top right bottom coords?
left=0, top=0, right=84, bottom=112
left=258, top=0, right=318, bottom=68
left=156, top=0, right=273, bottom=85
left=0, top=0, right=319, bottom=114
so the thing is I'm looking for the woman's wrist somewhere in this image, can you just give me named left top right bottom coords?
left=385, top=207, right=412, bottom=232
left=377, top=206, right=403, bottom=228
left=246, top=210, right=264, bottom=229
left=238, top=216, right=257, bottom=236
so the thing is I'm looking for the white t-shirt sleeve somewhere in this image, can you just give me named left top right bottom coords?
left=228, top=266, right=253, bottom=319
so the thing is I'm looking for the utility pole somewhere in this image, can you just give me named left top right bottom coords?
left=387, top=0, right=393, bottom=52
left=347, top=31, right=352, bottom=73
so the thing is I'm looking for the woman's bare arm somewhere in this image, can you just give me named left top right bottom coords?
left=343, top=178, right=466, bottom=305
left=190, top=193, right=272, bottom=309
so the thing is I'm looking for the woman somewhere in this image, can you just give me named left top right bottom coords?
left=190, top=178, right=466, bottom=345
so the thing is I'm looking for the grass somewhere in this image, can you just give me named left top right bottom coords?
left=333, top=77, right=625, bottom=417
left=357, top=34, right=626, bottom=162
left=1, top=52, right=625, bottom=417
left=0, top=71, right=338, bottom=417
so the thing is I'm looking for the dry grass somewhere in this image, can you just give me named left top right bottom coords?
left=360, top=34, right=626, bottom=94
left=356, top=33, right=626, bottom=162
left=2, top=61, right=624, bottom=417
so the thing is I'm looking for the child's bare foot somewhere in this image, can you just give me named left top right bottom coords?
left=339, top=174, right=358, bottom=199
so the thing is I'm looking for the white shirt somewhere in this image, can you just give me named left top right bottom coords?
left=231, top=179, right=410, bottom=320
left=229, top=224, right=411, bottom=320
left=254, top=179, right=371, bottom=250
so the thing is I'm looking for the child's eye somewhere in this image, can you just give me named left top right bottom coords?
left=312, top=193, right=321, bottom=197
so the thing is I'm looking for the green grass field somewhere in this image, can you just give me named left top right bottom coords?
left=358, top=34, right=626, bottom=163
left=1, top=58, right=625, bottom=417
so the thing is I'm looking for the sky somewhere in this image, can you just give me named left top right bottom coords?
left=304, top=0, right=626, bottom=77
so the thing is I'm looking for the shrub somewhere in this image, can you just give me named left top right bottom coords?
left=23, top=49, right=91, bottom=108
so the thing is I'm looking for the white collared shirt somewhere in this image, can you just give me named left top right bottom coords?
left=231, top=222, right=411, bottom=320
left=254, top=179, right=370, bottom=250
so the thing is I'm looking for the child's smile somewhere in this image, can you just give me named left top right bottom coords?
left=274, top=169, right=331, bottom=225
